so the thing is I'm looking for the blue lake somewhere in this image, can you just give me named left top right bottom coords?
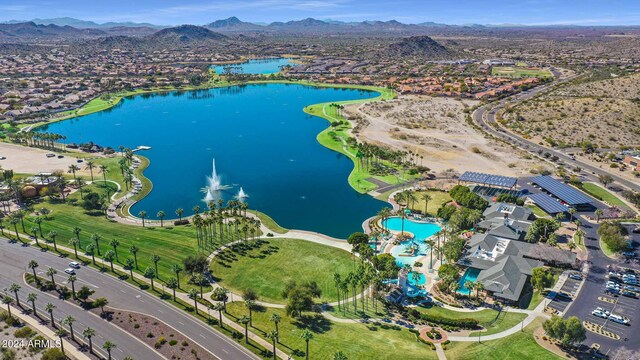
left=38, top=83, right=389, bottom=238
left=212, top=58, right=293, bottom=75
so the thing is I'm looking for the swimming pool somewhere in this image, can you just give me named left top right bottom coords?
left=457, top=268, right=480, bottom=296
left=383, top=217, right=441, bottom=240
left=390, top=240, right=430, bottom=267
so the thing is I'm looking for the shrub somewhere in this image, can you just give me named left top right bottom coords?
left=134, top=323, right=140, bottom=329
left=146, top=332, right=154, bottom=338
left=169, top=340, right=178, bottom=346
left=409, top=309, right=478, bottom=329
left=41, top=348, right=66, bottom=360
left=14, top=326, right=33, bottom=338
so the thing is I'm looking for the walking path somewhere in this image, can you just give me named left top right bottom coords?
left=434, top=343, right=447, bottom=360
left=8, top=304, right=90, bottom=360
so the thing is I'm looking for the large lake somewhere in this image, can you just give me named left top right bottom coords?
left=39, top=84, right=389, bottom=238
left=212, top=58, right=293, bottom=75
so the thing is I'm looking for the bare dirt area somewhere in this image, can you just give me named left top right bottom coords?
left=0, top=142, right=83, bottom=174
left=505, top=73, right=640, bottom=149
left=108, top=307, right=215, bottom=360
left=346, top=95, right=537, bottom=176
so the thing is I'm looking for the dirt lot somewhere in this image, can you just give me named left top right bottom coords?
left=0, top=142, right=85, bottom=174
left=504, top=72, right=640, bottom=149
left=345, top=95, right=538, bottom=176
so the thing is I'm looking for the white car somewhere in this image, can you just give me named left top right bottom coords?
left=68, top=261, right=81, bottom=269
left=592, top=310, right=608, bottom=319
left=608, top=314, right=629, bottom=325
left=64, top=268, right=75, bottom=275
left=595, top=307, right=611, bottom=316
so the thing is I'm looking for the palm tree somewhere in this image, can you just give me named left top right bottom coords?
left=27, top=293, right=38, bottom=316
left=175, top=208, right=184, bottom=222
left=167, top=278, right=179, bottom=301
left=239, top=316, right=251, bottom=344
left=104, top=250, right=116, bottom=272
left=266, top=330, right=278, bottom=360
left=9, top=283, right=21, bottom=307
left=85, top=244, right=96, bottom=265
left=188, top=289, right=199, bottom=314
left=129, top=245, right=139, bottom=269
left=150, top=254, right=161, bottom=278
left=9, top=216, right=20, bottom=241
left=426, top=239, right=436, bottom=269
left=245, top=299, right=255, bottom=326
left=110, top=239, right=120, bottom=261
left=28, top=260, right=39, bottom=284
left=213, top=302, right=225, bottom=329
left=46, top=267, right=57, bottom=288
left=69, top=238, right=80, bottom=258
left=83, top=327, right=96, bottom=353
left=85, top=161, right=95, bottom=181
left=91, top=234, right=101, bottom=255
left=45, top=303, right=56, bottom=327
left=171, top=264, right=183, bottom=288
left=422, top=193, right=432, bottom=215
left=269, top=313, right=282, bottom=342
left=574, top=229, right=585, bottom=247
left=125, top=258, right=135, bottom=279
left=67, top=164, right=80, bottom=182
left=72, top=227, right=82, bottom=243
left=99, top=164, right=109, bottom=183
left=193, top=205, right=201, bottom=215
left=333, top=350, right=348, bottom=360
left=55, top=328, right=67, bottom=354
left=34, top=216, right=44, bottom=237
left=157, top=211, right=166, bottom=227
left=333, top=273, right=342, bottom=310
left=301, top=329, right=314, bottom=360
left=2, top=296, right=13, bottom=317
left=594, top=209, right=604, bottom=223
left=138, top=211, right=147, bottom=227
left=94, top=297, right=108, bottom=316
left=31, top=226, right=40, bottom=246
left=68, top=275, right=77, bottom=299
left=144, top=267, right=156, bottom=290
left=63, top=315, right=76, bottom=341
left=48, top=231, right=58, bottom=252
left=102, top=341, right=116, bottom=360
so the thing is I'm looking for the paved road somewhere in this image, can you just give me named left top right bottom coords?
left=471, top=76, right=640, bottom=193
left=0, top=239, right=258, bottom=360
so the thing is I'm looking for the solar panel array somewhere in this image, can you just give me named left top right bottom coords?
left=459, top=171, right=518, bottom=188
left=529, top=175, right=592, bottom=205
left=528, top=193, right=569, bottom=214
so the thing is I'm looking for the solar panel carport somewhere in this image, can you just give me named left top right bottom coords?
left=458, top=171, right=518, bottom=188
left=528, top=193, right=569, bottom=214
left=529, top=175, right=593, bottom=209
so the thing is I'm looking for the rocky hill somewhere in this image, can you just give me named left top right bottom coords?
left=146, top=25, right=227, bottom=43
left=385, top=35, right=452, bottom=58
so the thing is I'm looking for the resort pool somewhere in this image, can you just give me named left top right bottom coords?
left=457, top=268, right=480, bottom=296
left=383, top=217, right=441, bottom=240
left=390, top=240, right=430, bottom=267
left=212, top=58, right=293, bottom=74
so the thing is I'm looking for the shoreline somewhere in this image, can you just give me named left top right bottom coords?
left=20, top=80, right=396, bottom=229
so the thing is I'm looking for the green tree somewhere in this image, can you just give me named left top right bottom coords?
left=129, top=245, right=139, bottom=269
left=62, top=316, right=76, bottom=341
left=151, top=254, right=161, bottom=278
left=239, top=316, right=251, bottom=344
left=144, top=267, right=156, bottom=291
left=138, top=211, right=147, bottom=227
left=525, top=218, right=560, bottom=243
left=68, top=275, right=77, bottom=299
left=110, top=239, right=120, bottom=261
left=28, top=260, right=39, bottom=285
left=301, top=329, right=314, bottom=360
left=45, top=302, right=56, bottom=327
left=46, top=267, right=58, bottom=288
left=333, top=350, right=348, bottom=360
left=94, top=297, right=108, bottom=315
left=188, top=288, right=199, bottom=314
left=9, top=283, right=21, bottom=307
left=270, top=313, right=281, bottom=342
left=157, top=210, right=166, bottom=227
left=171, top=264, right=183, bottom=288
left=530, top=267, right=554, bottom=292
left=166, top=278, right=179, bottom=301
left=69, top=238, right=80, bottom=258
left=83, top=327, right=96, bottom=354
left=27, top=292, right=38, bottom=316
left=213, top=302, right=225, bottom=329
left=103, top=250, right=116, bottom=272
left=102, top=341, right=116, bottom=360
left=48, top=230, right=58, bottom=251
left=91, top=234, right=101, bottom=256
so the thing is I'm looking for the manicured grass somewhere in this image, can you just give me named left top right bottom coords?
left=581, top=182, right=629, bottom=209
left=247, top=210, right=288, bottom=234
left=325, top=296, right=391, bottom=320
left=226, top=302, right=438, bottom=360
left=406, top=190, right=452, bottom=216
left=492, top=67, right=553, bottom=78
left=600, top=237, right=616, bottom=257
left=526, top=291, right=546, bottom=311
left=445, top=318, right=562, bottom=360
left=18, top=189, right=246, bottom=290
left=210, top=238, right=354, bottom=304
left=526, top=204, right=551, bottom=219
left=416, top=305, right=525, bottom=335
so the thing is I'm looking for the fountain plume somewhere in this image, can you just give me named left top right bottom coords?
left=202, top=159, right=230, bottom=202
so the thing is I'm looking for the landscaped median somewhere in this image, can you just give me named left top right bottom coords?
left=582, top=320, right=620, bottom=340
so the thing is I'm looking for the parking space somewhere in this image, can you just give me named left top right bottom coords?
left=546, top=277, right=582, bottom=314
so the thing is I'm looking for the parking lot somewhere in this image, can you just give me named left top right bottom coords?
left=546, top=276, right=583, bottom=314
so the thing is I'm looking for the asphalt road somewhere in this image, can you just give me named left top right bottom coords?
left=0, top=239, right=258, bottom=360
left=471, top=77, right=640, bottom=193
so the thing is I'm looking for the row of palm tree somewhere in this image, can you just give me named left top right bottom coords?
left=9, top=131, right=67, bottom=151
left=3, top=281, right=117, bottom=359
left=333, top=262, right=382, bottom=316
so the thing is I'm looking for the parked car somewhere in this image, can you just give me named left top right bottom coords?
left=555, top=292, right=572, bottom=301
left=608, top=314, right=630, bottom=325
left=623, top=285, right=640, bottom=293
left=68, top=261, right=81, bottom=269
left=592, top=309, right=608, bottom=319
left=64, top=268, right=75, bottom=275
left=57, top=155, right=64, bottom=159
left=622, top=291, right=638, bottom=299
left=569, top=273, right=583, bottom=281
left=76, top=159, right=83, bottom=163
left=622, top=251, right=636, bottom=258
left=46, top=153, right=55, bottom=158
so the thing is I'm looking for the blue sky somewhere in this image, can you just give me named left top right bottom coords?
left=1, top=0, right=639, bottom=26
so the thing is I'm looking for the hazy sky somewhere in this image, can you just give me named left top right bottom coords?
left=1, top=0, right=639, bottom=26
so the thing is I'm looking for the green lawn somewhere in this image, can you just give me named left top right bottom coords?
left=415, top=305, right=526, bottom=336
left=226, top=302, right=438, bottom=360
left=210, top=238, right=354, bottom=303
left=18, top=185, right=248, bottom=290
left=526, top=204, right=551, bottom=219
left=406, top=190, right=452, bottom=216
left=600, top=237, right=616, bottom=257
left=325, top=296, right=391, bottom=320
left=492, top=67, right=553, bottom=78
left=581, top=182, right=629, bottom=209
left=445, top=318, right=562, bottom=360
